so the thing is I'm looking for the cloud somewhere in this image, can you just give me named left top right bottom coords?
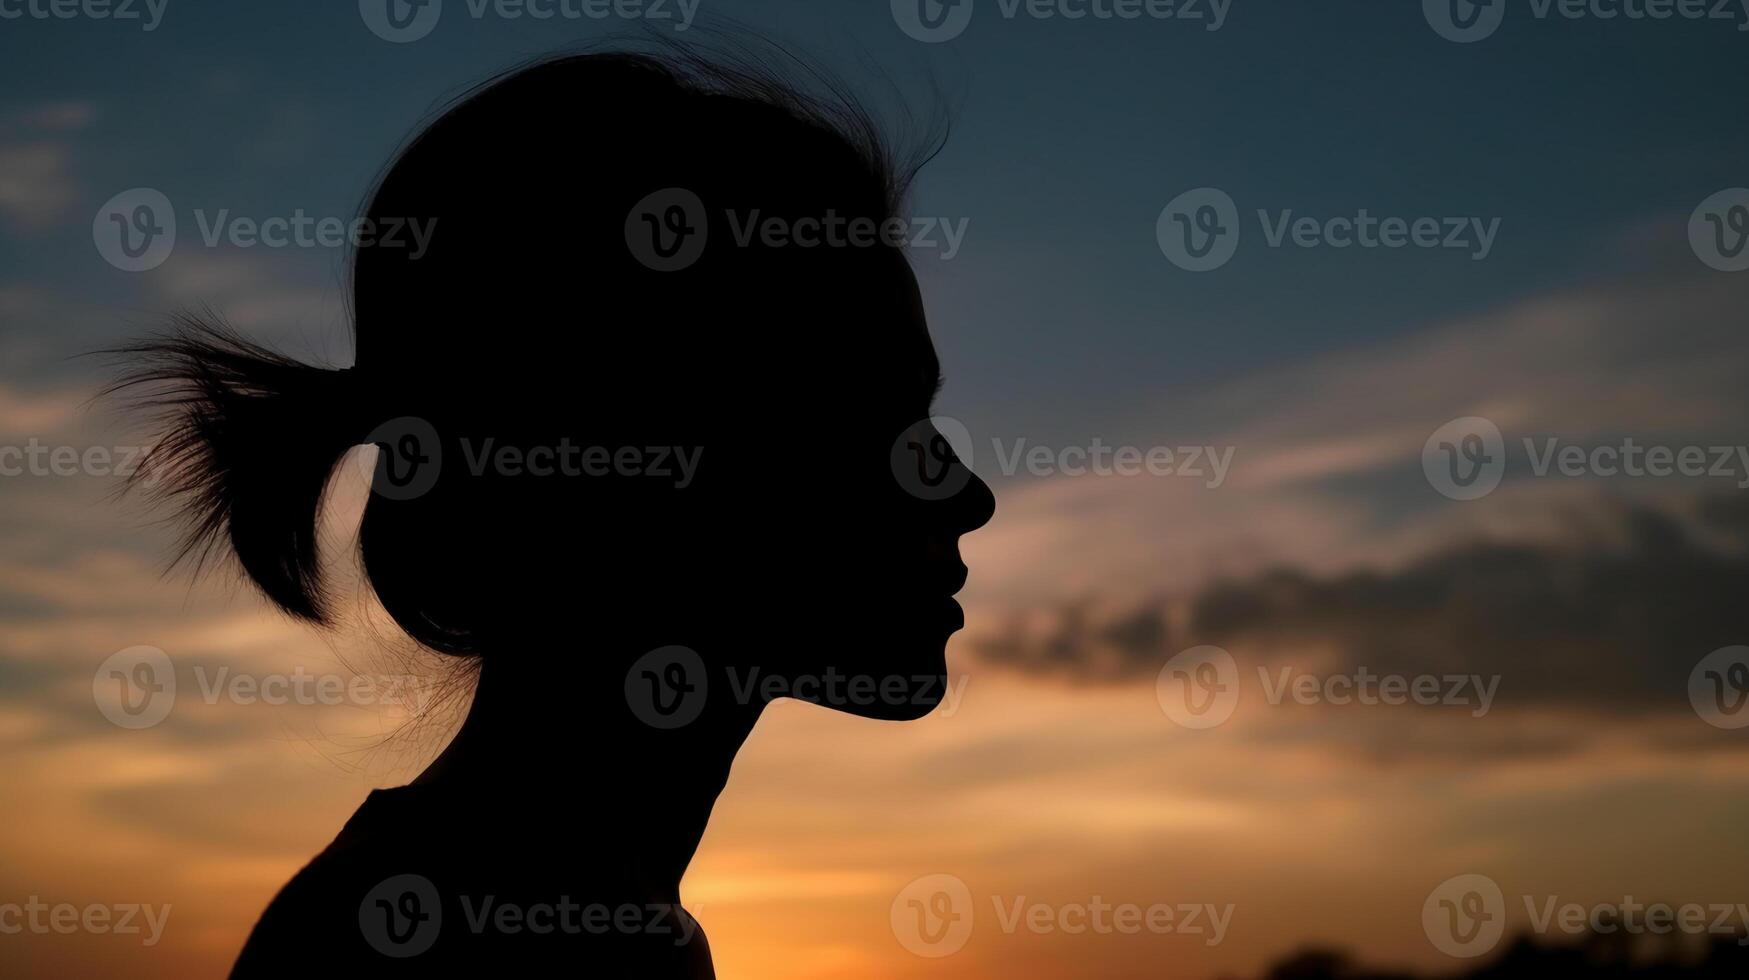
left=146, top=250, right=346, bottom=351
left=1210, top=273, right=1749, bottom=494
left=962, top=269, right=1749, bottom=618
left=0, top=380, right=84, bottom=438
left=19, top=101, right=97, bottom=132
left=977, top=493, right=1749, bottom=717
left=0, top=141, right=77, bottom=228
left=963, top=268, right=1749, bottom=726
left=0, top=101, right=96, bottom=229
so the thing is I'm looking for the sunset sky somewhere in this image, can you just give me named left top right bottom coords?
left=3, top=1, right=1749, bottom=977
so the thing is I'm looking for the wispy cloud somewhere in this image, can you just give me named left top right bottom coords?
left=978, top=493, right=1749, bottom=715
left=0, top=141, right=78, bottom=228
left=0, top=101, right=96, bottom=229
left=17, top=101, right=98, bottom=132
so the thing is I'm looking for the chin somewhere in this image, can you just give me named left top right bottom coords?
left=786, top=633, right=953, bottom=721
left=871, top=696, right=946, bottom=722
left=814, top=691, right=944, bottom=722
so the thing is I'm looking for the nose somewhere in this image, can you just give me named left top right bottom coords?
left=948, top=467, right=995, bottom=535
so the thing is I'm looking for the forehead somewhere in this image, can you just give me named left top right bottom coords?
left=825, top=247, right=938, bottom=399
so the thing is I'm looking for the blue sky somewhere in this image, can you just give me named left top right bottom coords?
left=4, top=0, right=1746, bottom=444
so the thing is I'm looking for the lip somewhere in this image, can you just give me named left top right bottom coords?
left=940, top=595, right=965, bottom=631
left=943, top=564, right=969, bottom=596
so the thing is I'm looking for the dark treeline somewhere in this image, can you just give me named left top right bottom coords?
left=1237, top=931, right=1749, bottom=980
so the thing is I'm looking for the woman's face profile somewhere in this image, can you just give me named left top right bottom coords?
left=99, top=46, right=1001, bottom=978
left=691, top=252, right=995, bottom=721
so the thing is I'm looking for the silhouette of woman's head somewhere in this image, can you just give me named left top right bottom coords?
left=115, top=44, right=994, bottom=725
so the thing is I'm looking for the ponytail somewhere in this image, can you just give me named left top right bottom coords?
left=104, top=315, right=363, bottom=623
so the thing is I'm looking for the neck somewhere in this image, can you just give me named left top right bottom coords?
left=412, top=652, right=763, bottom=899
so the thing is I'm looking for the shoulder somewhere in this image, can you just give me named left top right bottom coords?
left=230, top=789, right=424, bottom=977
left=228, top=786, right=719, bottom=977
